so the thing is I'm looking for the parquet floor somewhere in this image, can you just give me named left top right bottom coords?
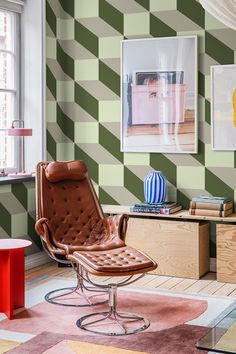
left=26, top=262, right=236, bottom=298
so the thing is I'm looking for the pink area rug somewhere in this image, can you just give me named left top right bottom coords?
left=6, top=325, right=209, bottom=353
left=0, top=291, right=208, bottom=336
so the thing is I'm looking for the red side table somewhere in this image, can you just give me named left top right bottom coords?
left=0, top=239, right=32, bottom=319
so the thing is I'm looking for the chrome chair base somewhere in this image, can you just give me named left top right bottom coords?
left=77, top=310, right=150, bottom=336
left=76, top=280, right=150, bottom=335
left=44, top=285, right=107, bottom=307
left=41, top=240, right=107, bottom=307
left=41, top=247, right=108, bottom=307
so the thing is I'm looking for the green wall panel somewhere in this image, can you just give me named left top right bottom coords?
left=99, top=124, right=123, bottom=163
left=124, top=167, right=144, bottom=201
left=205, top=32, right=234, bottom=64
left=177, top=0, right=205, bottom=28
left=75, top=144, right=99, bottom=184
left=205, top=169, right=234, bottom=200
left=99, top=0, right=123, bottom=35
left=57, top=42, right=74, bottom=80
left=150, top=14, right=176, bottom=37
left=11, top=183, right=28, bottom=210
left=57, top=104, right=74, bottom=141
left=150, top=154, right=177, bottom=187
left=46, top=1, right=56, bottom=37
left=46, top=0, right=236, bottom=208
left=135, top=0, right=150, bottom=11
left=205, top=100, right=210, bottom=125
left=0, top=202, right=11, bottom=235
left=99, top=186, right=119, bottom=205
left=75, top=20, right=98, bottom=57
left=75, top=82, right=99, bottom=121
left=192, top=140, right=205, bottom=166
left=99, top=60, right=120, bottom=96
left=47, top=129, right=57, bottom=160
left=58, top=0, right=74, bottom=18
left=46, top=65, right=57, bottom=99
left=43, top=0, right=236, bottom=259
left=2, top=0, right=235, bottom=256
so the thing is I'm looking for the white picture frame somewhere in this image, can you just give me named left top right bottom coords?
left=211, top=64, right=236, bottom=150
left=121, top=36, right=198, bottom=154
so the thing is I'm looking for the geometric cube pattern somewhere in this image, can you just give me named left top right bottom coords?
left=2, top=0, right=235, bottom=258
left=0, top=182, right=41, bottom=255
left=46, top=0, right=236, bottom=211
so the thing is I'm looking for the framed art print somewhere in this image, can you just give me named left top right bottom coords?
left=211, top=64, right=236, bottom=150
left=121, top=36, right=198, bottom=153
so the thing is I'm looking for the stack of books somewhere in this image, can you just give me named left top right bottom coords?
left=130, top=202, right=182, bottom=214
left=189, top=196, right=233, bottom=217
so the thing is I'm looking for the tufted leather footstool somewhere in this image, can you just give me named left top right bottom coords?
left=69, top=246, right=155, bottom=276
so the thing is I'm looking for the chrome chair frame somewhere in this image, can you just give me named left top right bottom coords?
left=73, top=263, right=150, bottom=336
left=41, top=238, right=107, bottom=307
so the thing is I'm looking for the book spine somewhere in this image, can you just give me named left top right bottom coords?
left=134, top=203, right=178, bottom=208
left=190, top=201, right=233, bottom=211
left=131, top=207, right=160, bottom=213
left=191, top=197, right=230, bottom=204
left=189, top=208, right=233, bottom=217
left=131, top=205, right=182, bottom=214
left=160, top=206, right=182, bottom=214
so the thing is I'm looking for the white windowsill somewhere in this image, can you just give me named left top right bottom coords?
left=0, top=175, right=35, bottom=185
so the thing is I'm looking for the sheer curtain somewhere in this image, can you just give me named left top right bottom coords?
left=200, top=0, right=236, bottom=30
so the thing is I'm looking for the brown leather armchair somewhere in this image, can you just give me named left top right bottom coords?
left=35, top=160, right=157, bottom=335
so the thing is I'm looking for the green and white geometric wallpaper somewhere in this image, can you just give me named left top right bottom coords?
left=0, top=182, right=41, bottom=255
left=1, top=0, right=236, bottom=257
left=46, top=0, right=236, bottom=210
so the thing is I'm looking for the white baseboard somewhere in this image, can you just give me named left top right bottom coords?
left=25, top=251, right=52, bottom=270
left=210, top=257, right=216, bottom=273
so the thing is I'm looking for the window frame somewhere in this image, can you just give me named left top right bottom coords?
left=0, top=7, right=21, bottom=174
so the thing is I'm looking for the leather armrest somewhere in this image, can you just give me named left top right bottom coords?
left=35, top=218, right=66, bottom=256
left=107, top=214, right=129, bottom=241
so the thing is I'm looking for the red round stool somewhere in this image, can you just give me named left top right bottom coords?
left=0, top=239, right=32, bottom=319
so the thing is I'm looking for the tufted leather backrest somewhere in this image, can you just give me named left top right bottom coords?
left=35, top=161, right=125, bottom=253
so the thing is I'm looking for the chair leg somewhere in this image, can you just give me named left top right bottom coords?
left=41, top=239, right=108, bottom=307
left=76, top=284, right=150, bottom=335
left=45, top=267, right=108, bottom=307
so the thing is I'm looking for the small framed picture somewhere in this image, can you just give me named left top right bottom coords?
left=133, top=71, right=184, bottom=85
left=211, top=64, right=236, bottom=150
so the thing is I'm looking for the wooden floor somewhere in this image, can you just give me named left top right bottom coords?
left=26, top=262, right=236, bottom=298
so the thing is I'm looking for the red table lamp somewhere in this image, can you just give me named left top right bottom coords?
left=8, top=120, right=33, bottom=177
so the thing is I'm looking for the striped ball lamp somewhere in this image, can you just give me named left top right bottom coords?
left=144, top=171, right=167, bottom=204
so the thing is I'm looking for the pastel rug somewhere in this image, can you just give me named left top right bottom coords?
left=0, top=339, right=19, bottom=353
left=1, top=277, right=235, bottom=353
left=5, top=325, right=209, bottom=353
left=0, top=291, right=208, bottom=336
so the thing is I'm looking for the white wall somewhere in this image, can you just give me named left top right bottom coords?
left=23, top=0, right=45, bottom=174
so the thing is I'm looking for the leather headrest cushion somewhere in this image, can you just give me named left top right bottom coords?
left=45, top=161, right=87, bottom=182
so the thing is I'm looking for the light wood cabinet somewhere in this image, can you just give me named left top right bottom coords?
left=217, top=224, right=236, bottom=282
left=125, top=217, right=209, bottom=279
left=103, top=205, right=236, bottom=281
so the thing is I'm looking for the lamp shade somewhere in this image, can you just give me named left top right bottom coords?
left=8, top=128, right=32, bottom=136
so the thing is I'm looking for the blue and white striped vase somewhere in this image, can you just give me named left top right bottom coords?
left=144, top=171, right=167, bottom=204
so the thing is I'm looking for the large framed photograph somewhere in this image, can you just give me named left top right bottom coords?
left=121, top=36, right=198, bottom=153
left=211, top=64, right=236, bottom=150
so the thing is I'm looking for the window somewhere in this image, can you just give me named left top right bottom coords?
left=0, top=8, right=19, bottom=172
left=0, top=0, right=44, bottom=178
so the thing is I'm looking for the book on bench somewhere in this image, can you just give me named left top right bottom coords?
left=131, top=202, right=182, bottom=214
left=191, top=196, right=232, bottom=204
left=189, top=208, right=233, bottom=217
left=190, top=200, right=233, bottom=211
